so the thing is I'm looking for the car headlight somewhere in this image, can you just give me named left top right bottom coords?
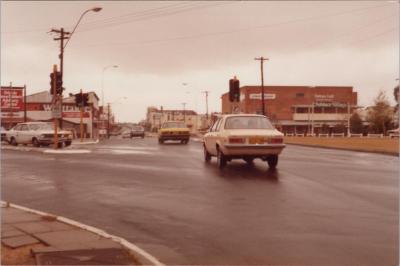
left=39, top=134, right=46, bottom=139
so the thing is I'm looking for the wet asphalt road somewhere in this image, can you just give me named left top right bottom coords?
left=1, top=137, right=398, bottom=265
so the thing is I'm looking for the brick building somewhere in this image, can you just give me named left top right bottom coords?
left=221, top=85, right=358, bottom=135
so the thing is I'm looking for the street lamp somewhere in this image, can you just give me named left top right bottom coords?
left=102, top=65, right=119, bottom=106
left=63, top=7, right=102, bottom=49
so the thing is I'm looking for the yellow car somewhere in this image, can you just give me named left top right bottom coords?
left=158, top=121, right=190, bottom=144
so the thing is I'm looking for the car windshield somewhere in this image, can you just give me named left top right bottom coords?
left=29, top=123, right=53, bottom=131
left=132, top=126, right=143, bottom=130
left=224, top=116, right=274, bottom=129
left=162, top=122, right=186, bottom=128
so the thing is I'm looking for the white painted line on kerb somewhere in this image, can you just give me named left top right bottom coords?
left=72, top=139, right=100, bottom=145
left=2, top=201, right=164, bottom=266
left=43, top=149, right=91, bottom=154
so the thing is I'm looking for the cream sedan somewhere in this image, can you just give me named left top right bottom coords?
left=203, top=114, right=285, bottom=169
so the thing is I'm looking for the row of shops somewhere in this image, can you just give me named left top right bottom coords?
left=1, top=86, right=115, bottom=139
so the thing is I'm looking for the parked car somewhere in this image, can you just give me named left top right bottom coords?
left=121, top=130, right=132, bottom=138
left=6, top=122, right=73, bottom=147
left=130, top=126, right=145, bottom=138
left=1, top=126, right=7, bottom=142
left=203, top=114, right=286, bottom=169
left=388, top=128, right=399, bottom=138
left=158, top=121, right=190, bottom=144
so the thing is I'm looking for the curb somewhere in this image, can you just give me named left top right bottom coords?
left=1, top=201, right=164, bottom=266
left=72, top=139, right=100, bottom=145
left=286, top=143, right=399, bottom=157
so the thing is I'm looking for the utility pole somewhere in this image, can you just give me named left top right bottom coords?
left=182, top=102, right=187, bottom=124
left=23, top=85, right=27, bottom=122
left=254, top=56, right=269, bottom=116
left=51, top=28, right=70, bottom=129
left=107, top=103, right=111, bottom=139
left=202, top=91, right=210, bottom=119
left=9, top=82, right=13, bottom=128
left=347, top=102, right=351, bottom=137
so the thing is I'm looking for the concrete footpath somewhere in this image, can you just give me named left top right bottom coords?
left=1, top=202, right=163, bottom=265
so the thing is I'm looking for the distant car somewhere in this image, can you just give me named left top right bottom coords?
left=130, top=126, right=145, bottom=138
left=203, top=114, right=286, bottom=169
left=121, top=130, right=132, bottom=138
left=158, top=121, right=190, bottom=144
left=388, top=128, right=399, bottom=138
left=6, top=122, right=73, bottom=147
left=1, top=126, right=7, bottom=142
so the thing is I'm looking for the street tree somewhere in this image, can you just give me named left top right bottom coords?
left=367, top=91, right=393, bottom=134
left=350, top=111, right=364, bottom=134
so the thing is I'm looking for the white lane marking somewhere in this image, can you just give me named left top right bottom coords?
left=43, top=149, right=91, bottom=154
left=1, top=201, right=165, bottom=266
left=107, top=149, right=154, bottom=155
left=98, top=145, right=159, bottom=151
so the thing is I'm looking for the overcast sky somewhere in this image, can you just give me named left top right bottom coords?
left=1, top=1, right=399, bottom=122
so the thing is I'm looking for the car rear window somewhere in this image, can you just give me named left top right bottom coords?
left=162, top=122, right=186, bottom=128
left=224, top=116, right=274, bottom=129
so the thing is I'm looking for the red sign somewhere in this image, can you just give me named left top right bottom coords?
left=1, top=87, right=24, bottom=111
left=62, top=112, right=90, bottom=118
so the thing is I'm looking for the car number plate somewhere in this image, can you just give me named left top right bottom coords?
left=249, top=137, right=264, bottom=144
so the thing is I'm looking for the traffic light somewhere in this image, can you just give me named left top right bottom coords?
left=50, top=71, right=63, bottom=95
left=75, top=92, right=89, bottom=107
left=229, top=77, right=240, bottom=102
left=75, top=92, right=83, bottom=107
left=82, top=93, right=89, bottom=107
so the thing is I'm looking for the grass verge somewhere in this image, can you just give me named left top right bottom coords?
left=284, top=137, right=399, bottom=155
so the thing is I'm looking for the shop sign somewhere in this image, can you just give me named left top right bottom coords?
left=1, top=87, right=24, bottom=111
left=314, top=94, right=334, bottom=102
left=249, top=93, right=276, bottom=100
left=314, top=102, right=347, bottom=108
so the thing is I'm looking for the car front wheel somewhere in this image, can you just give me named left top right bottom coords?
left=267, top=155, right=278, bottom=169
left=32, top=138, right=40, bottom=147
left=217, top=148, right=227, bottom=169
left=65, top=141, right=72, bottom=146
left=10, top=137, right=17, bottom=146
left=204, top=145, right=211, bottom=162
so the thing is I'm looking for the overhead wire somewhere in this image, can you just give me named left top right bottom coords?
left=74, top=2, right=233, bottom=33
left=301, top=13, right=398, bottom=50
left=79, top=3, right=396, bottom=48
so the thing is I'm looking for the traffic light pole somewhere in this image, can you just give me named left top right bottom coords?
left=52, top=65, right=59, bottom=149
left=52, top=28, right=70, bottom=129
left=80, top=89, right=84, bottom=143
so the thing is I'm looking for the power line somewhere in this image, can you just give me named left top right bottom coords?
left=302, top=13, right=398, bottom=50
left=75, top=2, right=231, bottom=33
left=1, top=2, right=216, bottom=34
left=2, top=2, right=391, bottom=35
left=78, top=3, right=395, bottom=48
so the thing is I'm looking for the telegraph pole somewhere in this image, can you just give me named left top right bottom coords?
left=202, top=91, right=210, bottom=119
left=51, top=28, right=70, bottom=129
left=254, top=57, right=269, bottom=116
left=182, top=102, right=187, bottom=123
left=107, top=103, right=111, bottom=139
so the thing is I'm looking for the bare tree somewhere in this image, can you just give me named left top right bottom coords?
left=367, top=91, right=393, bottom=134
